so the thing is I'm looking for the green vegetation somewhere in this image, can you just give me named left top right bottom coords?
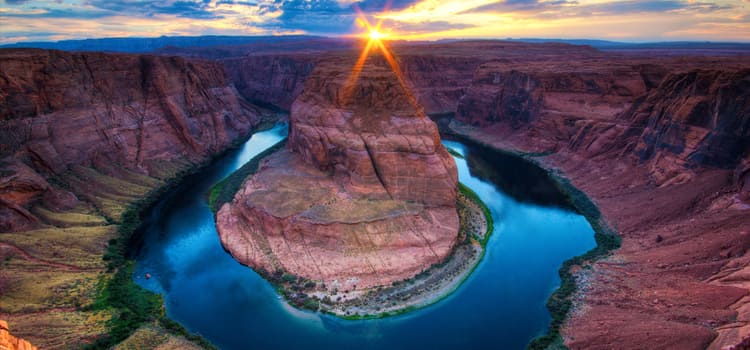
left=438, top=128, right=621, bottom=350
left=208, top=139, right=287, bottom=213
left=446, top=147, right=465, bottom=159
left=458, top=182, right=493, bottom=246
left=527, top=173, right=620, bottom=350
left=85, top=262, right=163, bottom=348
left=87, top=156, right=232, bottom=349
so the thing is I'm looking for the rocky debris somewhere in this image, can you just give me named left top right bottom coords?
left=0, top=320, right=37, bottom=350
left=217, top=55, right=459, bottom=292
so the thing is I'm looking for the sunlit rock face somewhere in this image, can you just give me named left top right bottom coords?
left=289, top=60, right=458, bottom=206
left=217, top=56, right=459, bottom=291
left=0, top=320, right=37, bottom=350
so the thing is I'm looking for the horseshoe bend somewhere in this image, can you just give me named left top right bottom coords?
left=215, top=58, right=465, bottom=313
left=1, top=17, right=750, bottom=350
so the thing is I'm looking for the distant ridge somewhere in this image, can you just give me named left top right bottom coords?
left=510, top=38, right=750, bottom=50
left=3, top=35, right=750, bottom=55
left=0, top=35, right=325, bottom=53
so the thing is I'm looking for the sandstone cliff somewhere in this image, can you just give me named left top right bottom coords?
left=217, top=55, right=459, bottom=291
left=0, top=49, right=261, bottom=230
left=222, top=54, right=317, bottom=110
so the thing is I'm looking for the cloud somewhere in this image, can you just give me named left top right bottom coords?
left=0, top=0, right=748, bottom=43
left=461, top=0, right=731, bottom=16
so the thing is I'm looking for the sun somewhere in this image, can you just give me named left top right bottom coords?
left=369, top=29, right=387, bottom=41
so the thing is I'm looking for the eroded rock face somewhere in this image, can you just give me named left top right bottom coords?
left=289, top=60, right=458, bottom=206
left=0, top=320, right=37, bottom=350
left=624, top=69, right=750, bottom=185
left=0, top=48, right=261, bottom=230
left=437, top=47, right=750, bottom=349
left=223, top=55, right=316, bottom=110
left=217, top=56, right=459, bottom=291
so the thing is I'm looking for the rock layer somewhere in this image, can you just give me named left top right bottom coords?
left=0, top=49, right=261, bottom=228
left=217, top=55, right=459, bottom=291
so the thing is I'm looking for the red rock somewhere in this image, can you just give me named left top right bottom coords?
left=0, top=49, right=261, bottom=231
left=0, top=320, right=37, bottom=350
left=217, top=55, right=459, bottom=291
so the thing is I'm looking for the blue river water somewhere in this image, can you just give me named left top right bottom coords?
left=133, top=124, right=596, bottom=350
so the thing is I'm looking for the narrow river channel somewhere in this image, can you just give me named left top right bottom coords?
left=133, top=123, right=596, bottom=350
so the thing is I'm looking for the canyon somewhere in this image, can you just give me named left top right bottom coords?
left=209, top=41, right=750, bottom=348
left=0, top=39, right=749, bottom=349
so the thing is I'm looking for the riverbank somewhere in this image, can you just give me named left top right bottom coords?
left=435, top=118, right=621, bottom=350
left=209, top=139, right=495, bottom=318
left=85, top=118, right=285, bottom=349
left=310, top=184, right=493, bottom=319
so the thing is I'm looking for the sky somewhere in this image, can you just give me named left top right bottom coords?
left=1, top=0, right=749, bottom=44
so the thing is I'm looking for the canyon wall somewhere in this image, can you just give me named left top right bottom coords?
left=0, top=49, right=261, bottom=230
left=445, top=46, right=750, bottom=349
left=222, top=55, right=317, bottom=110
left=0, top=48, right=261, bottom=348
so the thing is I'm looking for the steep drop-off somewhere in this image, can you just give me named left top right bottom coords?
left=448, top=52, right=750, bottom=349
left=216, top=55, right=459, bottom=294
left=0, top=48, right=262, bottom=348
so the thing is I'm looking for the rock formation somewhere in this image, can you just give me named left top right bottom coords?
left=213, top=40, right=750, bottom=347
left=217, top=56, right=459, bottom=291
left=0, top=321, right=37, bottom=350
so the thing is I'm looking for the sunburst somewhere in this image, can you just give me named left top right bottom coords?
left=341, top=4, right=418, bottom=108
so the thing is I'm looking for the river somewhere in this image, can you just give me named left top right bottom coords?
left=133, top=123, right=596, bottom=349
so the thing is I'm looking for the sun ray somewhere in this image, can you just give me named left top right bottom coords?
left=343, top=3, right=419, bottom=110
left=342, top=38, right=375, bottom=103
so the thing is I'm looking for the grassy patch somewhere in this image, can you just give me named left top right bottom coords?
left=0, top=267, right=101, bottom=313
left=208, top=139, right=287, bottom=213
left=31, top=205, right=108, bottom=228
left=3, top=308, right=111, bottom=349
left=114, top=323, right=208, bottom=350
left=1, top=226, right=115, bottom=269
